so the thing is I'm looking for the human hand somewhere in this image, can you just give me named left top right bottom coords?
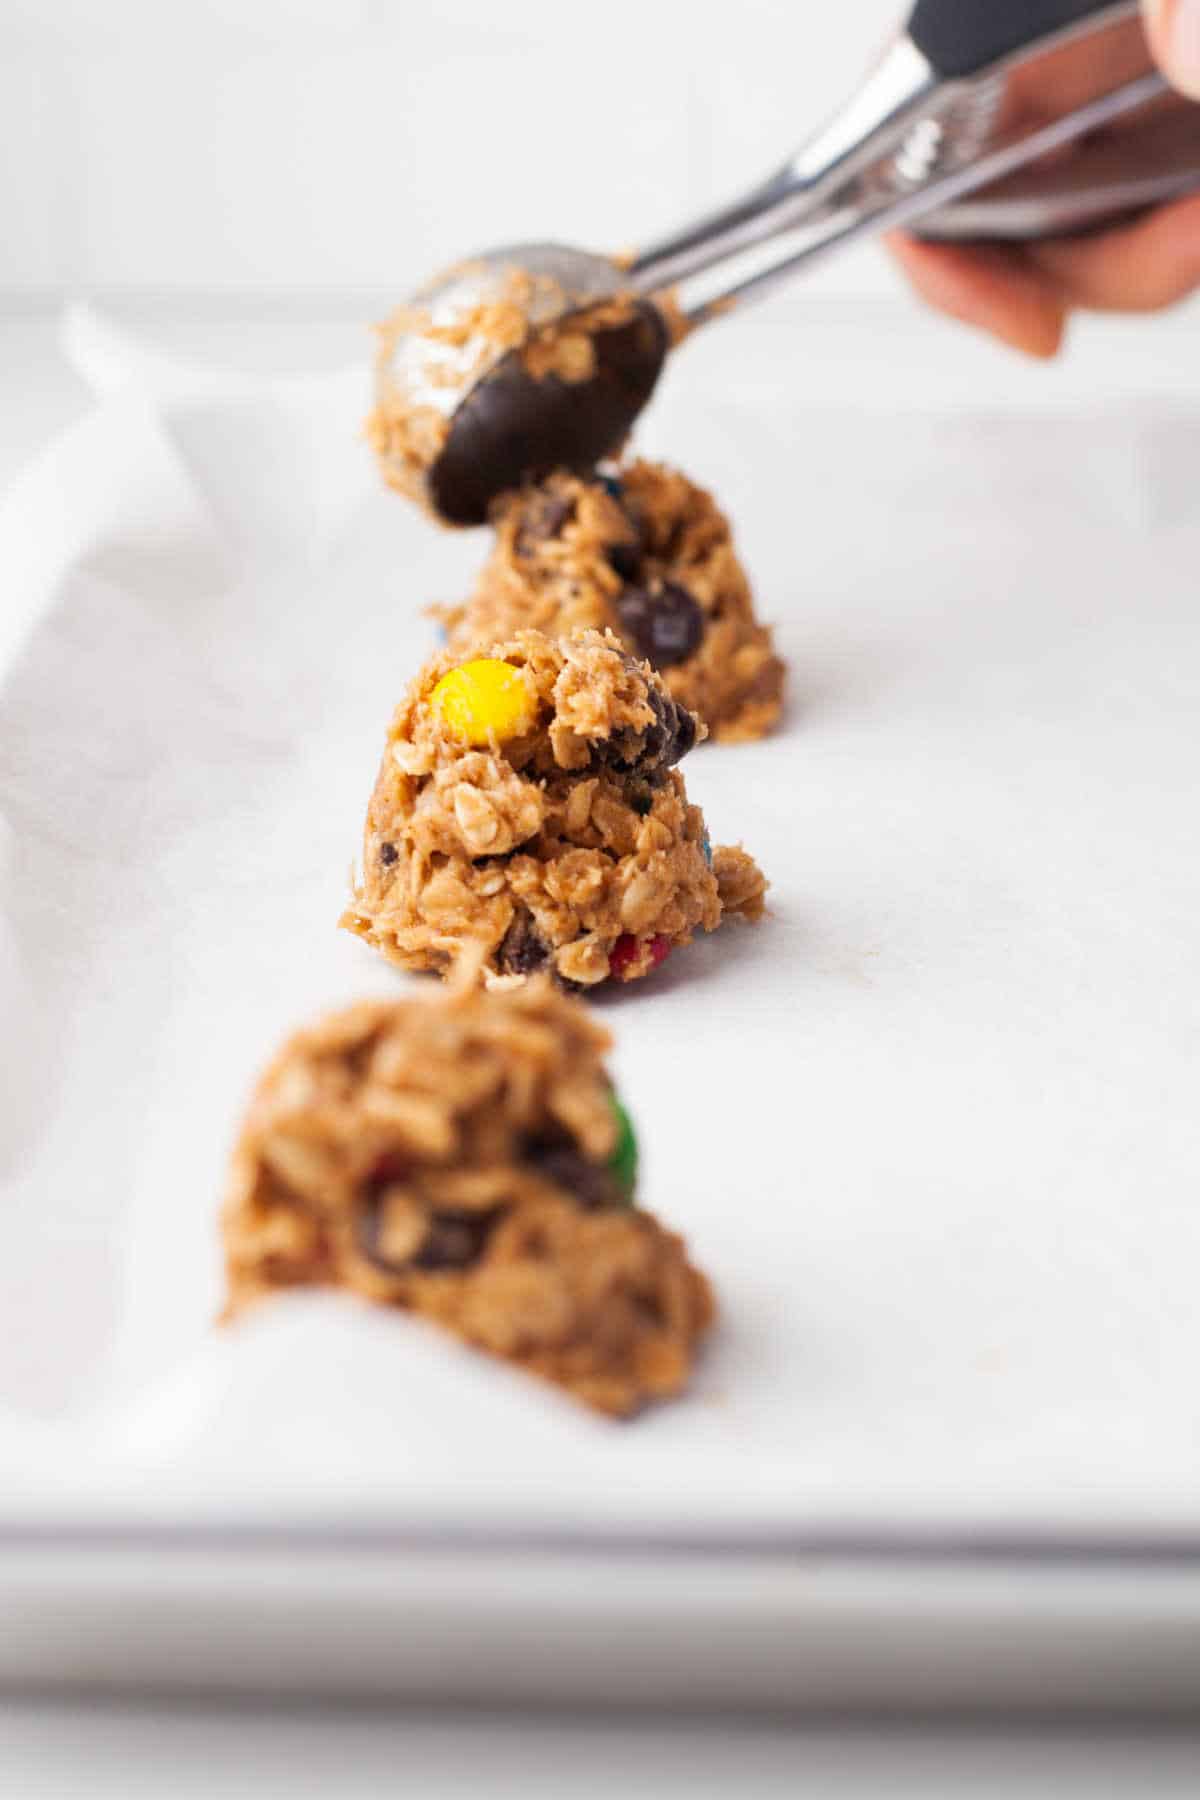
left=888, top=9, right=1200, bottom=358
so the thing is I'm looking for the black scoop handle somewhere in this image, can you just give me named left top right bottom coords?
left=908, top=0, right=1131, bottom=80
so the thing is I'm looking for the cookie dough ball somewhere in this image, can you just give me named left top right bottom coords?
left=342, top=629, right=766, bottom=990
left=443, top=461, right=785, bottom=743
left=221, top=983, right=714, bottom=1415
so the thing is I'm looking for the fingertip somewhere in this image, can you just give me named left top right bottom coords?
left=886, top=236, right=995, bottom=322
left=887, top=235, right=1068, bottom=359
left=1031, top=193, right=1200, bottom=311
left=983, top=302, right=1068, bottom=360
left=1143, top=0, right=1200, bottom=102
left=1020, top=314, right=1069, bottom=360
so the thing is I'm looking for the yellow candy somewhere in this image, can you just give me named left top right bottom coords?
left=429, top=659, right=536, bottom=747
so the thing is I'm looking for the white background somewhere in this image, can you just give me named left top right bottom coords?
left=0, top=0, right=901, bottom=305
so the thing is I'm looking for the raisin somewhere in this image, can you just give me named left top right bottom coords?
left=498, top=910, right=550, bottom=976
left=614, top=581, right=704, bottom=670
left=379, top=842, right=398, bottom=867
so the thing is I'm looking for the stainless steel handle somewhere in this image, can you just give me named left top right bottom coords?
left=679, top=68, right=1166, bottom=324
left=919, top=102, right=1200, bottom=239
left=627, top=5, right=1144, bottom=301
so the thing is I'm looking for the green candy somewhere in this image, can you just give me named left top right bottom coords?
left=607, top=1092, right=639, bottom=1202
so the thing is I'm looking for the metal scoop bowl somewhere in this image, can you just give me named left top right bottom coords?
left=376, top=3, right=1198, bottom=527
left=375, top=245, right=668, bottom=526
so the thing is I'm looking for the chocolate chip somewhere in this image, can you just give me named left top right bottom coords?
left=516, top=490, right=575, bottom=555
left=606, top=539, right=642, bottom=582
left=664, top=692, right=698, bottom=764
left=526, top=1139, right=623, bottom=1212
left=630, top=787, right=654, bottom=817
left=614, top=581, right=704, bottom=670
left=635, top=683, right=697, bottom=771
left=598, top=480, right=644, bottom=579
left=379, top=842, right=398, bottom=867
left=358, top=1164, right=498, bottom=1275
left=412, top=1208, right=497, bottom=1271
left=595, top=681, right=698, bottom=779
left=498, top=910, right=550, bottom=977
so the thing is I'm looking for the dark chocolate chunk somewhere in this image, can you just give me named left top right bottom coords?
left=614, top=581, right=704, bottom=670
left=606, top=538, right=642, bottom=582
left=526, top=1139, right=623, bottom=1212
left=594, top=679, right=698, bottom=779
left=658, top=688, right=698, bottom=765
left=379, top=841, right=398, bottom=867
left=637, top=683, right=696, bottom=769
left=498, top=909, right=551, bottom=977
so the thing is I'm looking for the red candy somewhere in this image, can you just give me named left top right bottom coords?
left=609, top=935, right=640, bottom=979
left=609, top=933, right=673, bottom=982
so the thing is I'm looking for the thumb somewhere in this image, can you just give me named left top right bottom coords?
left=1143, top=0, right=1200, bottom=98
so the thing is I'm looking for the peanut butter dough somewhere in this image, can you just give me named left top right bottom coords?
left=341, top=629, right=765, bottom=990
left=221, top=981, right=714, bottom=1415
left=443, top=461, right=785, bottom=743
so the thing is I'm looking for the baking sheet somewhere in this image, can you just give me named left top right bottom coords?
left=2, top=304, right=1200, bottom=1546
